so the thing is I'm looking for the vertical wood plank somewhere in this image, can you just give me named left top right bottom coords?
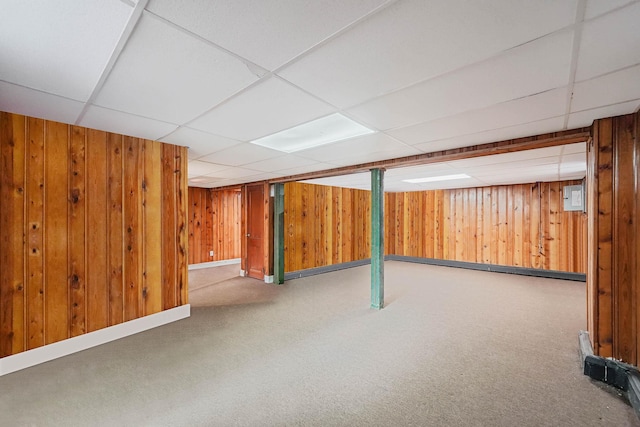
left=482, top=188, right=492, bottom=264
left=68, top=125, right=86, bottom=337
left=442, top=190, right=455, bottom=259
left=86, top=129, right=108, bottom=332
left=107, top=133, right=124, bottom=325
left=143, top=140, right=163, bottom=316
left=44, top=121, right=69, bottom=345
left=613, top=115, right=635, bottom=362
left=513, top=185, right=523, bottom=267
left=177, top=146, right=188, bottom=305
left=596, top=118, right=614, bottom=357
left=123, top=136, right=142, bottom=322
left=26, top=117, right=45, bottom=349
left=0, top=112, right=27, bottom=356
left=162, top=144, right=177, bottom=310
left=434, top=190, right=444, bottom=259
left=497, top=186, right=507, bottom=265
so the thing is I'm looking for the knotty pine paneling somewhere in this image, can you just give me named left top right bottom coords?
left=386, top=181, right=587, bottom=273
left=0, top=111, right=188, bottom=358
left=285, top=180, right=586, bottom=275
left=588, top=112, right=640, bottom=366
left=188, top=187, right=241, bottom=264
left=284, top=182, right=370, bottom=272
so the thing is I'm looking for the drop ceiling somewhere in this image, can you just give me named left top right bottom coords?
left=1, top=0, right=639, bottom=191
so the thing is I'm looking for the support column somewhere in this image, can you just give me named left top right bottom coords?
left=273, top=183, right=285, bottom=285
left=371, top=168, right=384, bottom=309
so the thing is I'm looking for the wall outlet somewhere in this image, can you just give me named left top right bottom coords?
left=209, top=250, right=214, bottom=257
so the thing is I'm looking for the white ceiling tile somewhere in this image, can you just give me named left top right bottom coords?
left=146, top=0, right=388, bottom=71
left=386, top=163, right=458, bottom=179
left=280, top=0, right=578, bottom=107
left=450, top=146, right=564, bottom=168
left=576, top=2, right=640, bottom=81
left=188, top=77, right=334, bottom=140
left=188, top=175, right=230, bottom=187
left=79, top=105, right=177, bottom=140
left=562, top=142, right=588, bottom=155
left=390, top=89, right=567, bottom=146
left=411, top=117, right=567, bottom=154
left=296, top=133, right=420, bottom=165
left=242, top=154, right=319, bottom=173
left=571, top=64, right=640, bottom=112
left=411, top=178, right=486, bottom=191
left=272, top=162, right=338, bottom=178
left=187, top=160, right=230, bottom=178
left=463, top=162, right=560, bottom=178
left=0, top=81, right=85, bottom=125
left=0, top=0, right=133, bottom=101
left=567, top=100, right=640, bottom=128
left=584, top=0, right=635, bottom=20
left=198, top=143, right=282, bottom=167
left=205, top=167, right=263, bottom=180
left=160, top=127, right=242, bottom=159
left=94, top=13, right=258, bottom=124
left=561, top=152, right=586, bottom=164
left=302, top=172, right=371, bottom=191
left=347, top=31, right=573, bottom=130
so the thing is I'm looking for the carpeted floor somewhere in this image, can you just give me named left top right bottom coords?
left=0, top=261, right=636, bottom=426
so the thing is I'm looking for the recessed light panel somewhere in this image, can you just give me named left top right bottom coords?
left=250, top=113, right=375, bottom=153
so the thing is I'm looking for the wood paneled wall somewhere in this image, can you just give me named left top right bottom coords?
left=386, top=181, right=587, bottom=273
left=0, top=112, right=188, bottom=358
left=588, top=112, right=640, bottom=365
left=188, top=187, right=241, bottom=264
left=284, top=180, right=586, bottom=274
left=284, top=182, right=371, bottom=272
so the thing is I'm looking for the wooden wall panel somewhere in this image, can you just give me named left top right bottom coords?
left=588, top=112, right=639, bottom=365
left=284, top=182, right=370, bottom=272
left=386, top=180, right=586, bottom=273
left=187, top=187, right=242, bottom=264
left=284, top=180, right=586, bottom=274
left=0, top=111, right=188, bottom=358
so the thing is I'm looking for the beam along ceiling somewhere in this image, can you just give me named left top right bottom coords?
left=1, top=1, right=639, bottom=191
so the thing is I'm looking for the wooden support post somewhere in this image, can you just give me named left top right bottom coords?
left=273, top=183, right=285, bottom=285
left=371, top=168, right=384, bottom=309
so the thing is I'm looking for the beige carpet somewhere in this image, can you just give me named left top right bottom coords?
left=0, top=261, right=636, bottom=426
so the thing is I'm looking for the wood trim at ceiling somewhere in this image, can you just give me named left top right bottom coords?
left=270, top=127, right=591, bottom=183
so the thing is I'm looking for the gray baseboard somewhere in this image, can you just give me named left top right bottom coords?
left=385, top=255, right=586, bottom=282
left=285, top=256, right=586, bottom=282
left=284, top=259, right=371, bottom=280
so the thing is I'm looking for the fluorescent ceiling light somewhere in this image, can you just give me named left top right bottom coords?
left=403, top=173, right=471, bottom=184
left=250, top=113, right=375, bottom=153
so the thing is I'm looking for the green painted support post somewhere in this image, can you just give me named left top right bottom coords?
left=273, top=183, right=285, bottom=285
left=370, top=168, right=384, bottom=309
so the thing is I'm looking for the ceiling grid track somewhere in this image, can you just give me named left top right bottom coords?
left=563, top=0, right=587, bottom=130
left=74, top=0, right=149, bottom=125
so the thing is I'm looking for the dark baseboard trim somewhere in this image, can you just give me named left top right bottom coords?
left=284, top=258, right=371, bottom=281
left=285, top=256, right=586, bottom=282
left=579, top=330, right=640, bottom=420
left=385, top=255, right=586, bottom=282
